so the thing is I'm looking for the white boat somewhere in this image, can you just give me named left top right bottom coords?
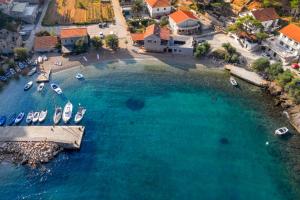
left=63, top=101, right=73, bottom=123
left=26, top=111, right=34, bottom=124
left=24, top=81, right=33, bottom=91
left=53, top=106, right=62, bottom=124
left=28, top=67, right=37, bottom=76
left=37, top=83, right=44, bottom=92
left=74, top=106, right=86, bottom=123
left=32, top=112, right=40, bottom=123
left=275, top=127, right=289, bottom=135
left=75, top=73, right=84, bottom=79
left=14, top=112, right=25, bottom=124
left=39, top=110, right=47, bottom=122
left=230, top=77, right=238, bottom=86
left=50, top=83, right=62, bottom=94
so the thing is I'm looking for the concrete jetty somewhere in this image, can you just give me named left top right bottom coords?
left=36, top=69, right=51, bottom=83
left=0, top=126, right=85, bottom=149
left=225, top=65, right=268, bottom=87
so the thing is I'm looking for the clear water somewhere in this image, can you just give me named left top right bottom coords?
left=0, top=59, right=300, bottom=200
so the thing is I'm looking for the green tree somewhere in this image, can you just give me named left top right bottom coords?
left=35, top=30, right=50, bottom=37
left=132, top=0, right=143, bottom=18
left=222, top=43, right=240, bottom=63
left=290, top=0, right=300, bottom=18
left=160, top=16, right=169, bottom=27
left=255, top=32, right=269, bottom=41
left=194, top=42, right=210, bottom=58
left=277, top=69, right=293, bottom=87
left=74, top=38, right=88, bottom=53
left=14, top=47, right=28, bottom=61
left=91, top=36, right=103, bottom=50
left=252, top=57, right=270, bottom=72
left=265, top=62, right=284, bottom=80
left=105, top=34, right=119, bottom=51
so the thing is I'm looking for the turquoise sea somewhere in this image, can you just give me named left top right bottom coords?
left=1, top=59, right=300, bottom=199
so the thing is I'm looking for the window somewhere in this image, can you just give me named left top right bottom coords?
left=164, top=8, right=166, bottom=10
left=157, top=8, right=159, bottom=11
left=147, top=40, right=152, bottom=43
left=280, top=41, right=283, bottom=46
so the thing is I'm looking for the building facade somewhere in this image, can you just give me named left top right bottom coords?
left=169, top=10, right=201, bottom=35
left=0, top=26, right=22, bottom=54
left=60, top=28, right=89, bottom=54
left=145, top=0, right=171, bottom=18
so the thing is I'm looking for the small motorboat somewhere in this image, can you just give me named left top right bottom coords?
left=53, top=106, right=62, bottom=124
left=230, top=77, right=238, bottom=86
left=28, top=67, right=37, bottom=76
left=74, top=106, right=86, bottom=124
left=0, top=116, right=6, bottom=126
left=8, top=113, right=16, bottom=126
left=275, top=127, right=289, bottom=135
left=14, top=112, right=25, bottom=124
left=63, top=101, right=73, bottom=123
left=24, top=81, right=33, bottom=91
left=75, top=73, right=84, bottom=80
left=39, top=110, right=47, bottom=123
left=26, top=111, right=34, bottom=124
left=37, top=83, right=45, bottom=92
left=50, top=83, right=62, bottom=94
left=32, top=112, right=40, bottom=123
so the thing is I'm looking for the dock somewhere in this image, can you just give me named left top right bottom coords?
left=36, top=69, right=51, bottom=83
left=225, top=65, right=268, bottom=87
left=0, top=126, right=85, bottom=149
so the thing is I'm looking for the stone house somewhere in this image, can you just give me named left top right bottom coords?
left=0, top=25, right=22, bottom=54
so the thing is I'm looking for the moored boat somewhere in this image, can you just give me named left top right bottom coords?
left=230, top=77, right=238, bottom=86
left=32, top=112, right=40, bottom=123
left=28, top=67, right=37, bottom=76
left=0, top=116, right=6, bottom=126
left=275, top=127, right=289, bottom=135
left=50, top=83, right=62, bottom=94
left=63, top=101, right=73, bottom=123
left=74, top=106, right=86, bottom=124
left=14, top=112, right=25, bottom=124
left=53, top=106, right=62, bottom=125
left=39, top=110, right=47, bottom=123
left=75, top=73, right=84, bottom=80
left=24, top=81, right=33, bottom=91
left=37, top=83, right=45, bottom=92
left=26, top=111, right=34, bottom=124
left=8, top=114, right=16, bottom=126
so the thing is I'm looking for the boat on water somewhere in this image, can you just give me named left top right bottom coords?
left=74, top=106, right=86, bottom=124
left=37, top=83, right=44, bottom=92
left=75, top=73, right=84, bottom=80
left=14, top=112, right=25, bottom=124
left=26, top=111, right=34, bottom=124
left=32, top=112, right=40, bottom=123
left=8, top=114, right=16, bottom=125
left=50, top=83, right=63, bottom=94
left=63, top=101, right=73, bottom=123
left=39, top=110, right=47, bottom=123
left=24, top=81, right=33, bottom=91
left=275, top=127, right=289, bottom=135
left=230, top=77, right=238, bottom=86
left=0, top=116, right=6, bottom=126
left=28, top=67, right=37, bottom=76
left=53, top=106, right=62, bottom=125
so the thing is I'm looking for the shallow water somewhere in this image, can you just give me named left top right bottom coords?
left=0, top=60, right=300, bottom=199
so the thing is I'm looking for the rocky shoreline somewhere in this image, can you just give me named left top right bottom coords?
left=0, top=141, right=63, bottom=168
left=267, top=82, right=300, bottom=133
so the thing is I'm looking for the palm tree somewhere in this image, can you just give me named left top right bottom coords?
left=132, top=0, right=143, bottom=18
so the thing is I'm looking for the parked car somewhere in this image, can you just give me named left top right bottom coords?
left=291, top=63, right=299, bottom=69
left=98, top=22, right=108, bottom=28
left=99, top=32, right=105, bottom=39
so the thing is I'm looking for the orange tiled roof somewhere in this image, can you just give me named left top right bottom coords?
left=145, top=0, right=170, bottom=8
left=144, top=24, right=170, bottom=40
left=279, top=24, right=300, bottom=43
left=131, top=33, right=144, bottom=41
left=251, top=8, right=279, bottom=22
left=60, top=28, right=88, bottom=39
left=34, top=36, right=58, bottom=50
left=169, top=10, right=198, bottom=24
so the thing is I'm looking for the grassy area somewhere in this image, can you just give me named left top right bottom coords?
left=42, top=0, right=114, bottom=26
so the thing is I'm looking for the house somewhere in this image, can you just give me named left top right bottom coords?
left=262, top=24, right=300, bottom=64
left=60, top=27, right=89, bottom=54
left=10, top=2, right=38, bottom=23
left=0, top=0, right=14, bottom=14
left=145, top=0, right=171, bottom=18
left=239, top=8, right=280, bottom=32
left=0, top=25, right=22, bottom=54
left=169, top=10, right=201, bottom=35
left=131, top=24, right=194, bottom=55
left=233, top=31, right=259, bottom=51
left=34, top=36, right=58, bottom=53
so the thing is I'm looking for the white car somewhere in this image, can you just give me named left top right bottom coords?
left=99, top=32, right=104, bottom=39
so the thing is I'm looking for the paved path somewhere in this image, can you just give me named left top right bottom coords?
left=0, top=126, right=85, bottom=149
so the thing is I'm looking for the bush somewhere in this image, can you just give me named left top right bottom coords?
left=211, top=49, right=226, bottom=59
left=252, top=57, right=270, bottom=72
left=160, top=16, right=169, bottom=27
left=194, top=42, right=210, bottom=58
left=91, top=36, right=103, bottom=49
left=35, top=30, right=50, bottom=37
left=14, top=47, right=28, bottom=61
left=277, top=69, right=293, bottom=87
left=74, top=38, right=88, bottom=53
left=265, top=62, right=283, bottom=80
left=105, top=34, right=119, bottom=50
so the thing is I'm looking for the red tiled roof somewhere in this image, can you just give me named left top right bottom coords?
left=279, top=24, right=300, bottom=43
left=131, top=33, right=144, bottom=41
left=0, top=0, right=11, bottom=4
left=251, top=8, right=279, bottom=22
left=144, top=24, right=170, bottom=40
left=34, top=36, right=58, bottom=50
left=60, top=28, right=88, bottom=39
left=159, top=27, right=170, bottom=40
left=145, top=0, right=170, bottom=8
left=169, top=10, right=198, bottom=24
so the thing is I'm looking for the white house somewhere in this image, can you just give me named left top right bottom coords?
left=239, top=7, right=280, bottom=32
left=144, top=0, right=171, bottom=18
left=0, top=25, right=22, bottom=54
left=10, top=2, right=39, bottom=24
left=169, top=10, right=201, bottom=35
left=262, top=24, right=300, bottom=64
left=60, top=27, right=89, bottom=54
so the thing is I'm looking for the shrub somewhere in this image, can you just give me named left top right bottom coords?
left=105, top=34, right=119, bottom=50
left=160, top=16, right=169, bottom=27
left=265, top=62, right=283, bottom=80
left=74, top=38, right=88, bottom=53
left=252, top=57, right=270, bottom=72
left=211, top=49, right=226, bottom=59
left=35, top=30, right=51, bottom=37
left=194, top=42, right=210, bottom=58
left=91, top=36, right=103, bottom=49
left=14, top=48, right=28, bottom=61
left=277, top=69, right=293, bottom=87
